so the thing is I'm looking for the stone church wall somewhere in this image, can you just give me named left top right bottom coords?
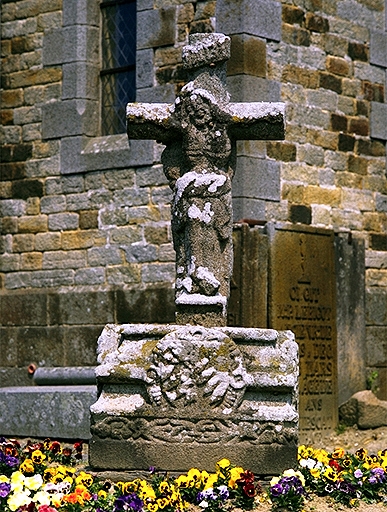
left=1, top=0, right=386, bottom=398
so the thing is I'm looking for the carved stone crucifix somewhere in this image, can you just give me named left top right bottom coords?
left=127, top=33, right=285, bottom=327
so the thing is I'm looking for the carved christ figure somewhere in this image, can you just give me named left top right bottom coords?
left=167, top=88, right=234, bottom=302
left=126, top=33, right=285, bottom=325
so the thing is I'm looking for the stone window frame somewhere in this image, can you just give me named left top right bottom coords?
left=41, top=0, right=154, bottom=176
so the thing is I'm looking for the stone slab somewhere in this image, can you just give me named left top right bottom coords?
left=216, top=0, right=282, bottom=42
left=89, top=438, right=296, bottom=475
left=370, top=30, right=387, bottom=67
left=335, top=233, right=366, bottom=404
left=0, top=385, right=97, bottom=439
left=89, top=323, right=298, bottom=475
left=228, top=224, right=268, bottom=328
left=267, top=223, right=338, bottom=443
left=370, top=102, right=387, bottom=141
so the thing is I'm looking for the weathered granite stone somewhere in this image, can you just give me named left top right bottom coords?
left=339, top=390, right=387, bottom=429
left=0, top=385, right=97, bottom=439
left=126, top=32, right=284, bottom=326
left=89, top=323, right=298, bottom=474
left=89, top=33, right=295, bottom=476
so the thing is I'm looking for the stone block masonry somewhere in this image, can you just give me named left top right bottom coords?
left=266, top=0, right=387, bottom=401
left=0, top=0, right=386, bottom=398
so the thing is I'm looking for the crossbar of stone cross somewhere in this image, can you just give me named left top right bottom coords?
left=127, top=33, right=285, bottom=327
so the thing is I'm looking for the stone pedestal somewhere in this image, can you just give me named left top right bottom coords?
left=89, top=323, right=298, bottom=475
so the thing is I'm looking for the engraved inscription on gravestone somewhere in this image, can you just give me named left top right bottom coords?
left=268, top=224, right=338, bottom=442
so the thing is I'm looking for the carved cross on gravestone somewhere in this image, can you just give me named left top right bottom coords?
left=127, top=33, right=285, bottom=327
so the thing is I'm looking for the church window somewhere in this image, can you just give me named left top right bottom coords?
left=100, top=0, right=136, bottom=135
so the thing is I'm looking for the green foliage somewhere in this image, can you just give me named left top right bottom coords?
left=366, top=370, right=380, bottom=394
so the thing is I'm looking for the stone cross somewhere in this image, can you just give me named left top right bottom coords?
left=127, top=33, right=285, bottom=326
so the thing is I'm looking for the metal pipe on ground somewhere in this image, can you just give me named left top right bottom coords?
left=32, top=367, right=97, bottom=386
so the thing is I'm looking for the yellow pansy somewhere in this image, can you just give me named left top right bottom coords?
left=323, top=467, right=338, bottom=481
left=355, top=448, right=368, bottom=460
left=314, top=449, right=330, bottom=465
left=139, top=485, right=156, bottom=500
left=31, top=450, right=46, bottom=464
left=331, top=448, right=345, bottom=459
left=122, top=480, right=140, bottom=493
left=57, top=465, right=76, bottom=476
left=169, top=491, right=181, bottom=505
left=158, top=481, right=171, bottom=494
left=377, top=449, right=387, bottom=459
left=11, top=471, right=25, bottom=493
left=310, top=468, right=321, bottom=479
left=216, top=459, right=231, bottom=471
left=175, top=475, right=189, bottom=488
left=75, top=471, right=93, bottom=487
left=147, top=502, right=159, bottom=512
left=187, top=468, right=202, bottom=488
left=157, top=497, right=170, bottom=509
left=0, top=475, right=10, bottom=483
left=298, top=445, right=314, bottom=460
left=98, top=490, right=107, bottom=499
left=20, top=459, right=35, bottom=474
left=228, top=466, right=244, bottom=488
left=43, top=468, right=57, bottom=482
left=203, top=473, right=218, bottom=490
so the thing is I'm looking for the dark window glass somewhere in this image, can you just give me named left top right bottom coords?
left=100, top=0, right=136, bottom=135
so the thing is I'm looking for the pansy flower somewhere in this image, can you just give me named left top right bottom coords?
left=75, top=471, right=93, bottom=487
left=20, top=459, right=35, bottom=474
left=33, top=490, right=51, bottom=506
left=202, top=473, right=218, bottom=490
left=8, top=490, right=32, bottom=511
left=323, top=467, right=338, bottom=482
left=24, top=474, right=43, bottom=492
left=355, top=448, right=367, bottom=461
left=187, top=468, right=202, bottom=488
left=0, top=481, right=11, bottom=498
left=215, top=459, right=230, bottom=472
left=228, top=466, right=244, bottom=488
left=31, top=450, right=46, bottom=465
left=49, top=442, right=61, bottom=455
left=11, top=471, right=26, bottom=493
left=331, top=448, right=345, bottom=459
left=38, top=505, right=58, bottom=512
left=156, top=497, right=169, bottom=509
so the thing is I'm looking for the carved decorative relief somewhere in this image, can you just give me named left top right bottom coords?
left=91, top=415, right=297, bottom=445
left=144, top=325, right=251, bottom=409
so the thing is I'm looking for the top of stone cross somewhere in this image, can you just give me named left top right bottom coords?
left=182, top=33, right=231, bottom=70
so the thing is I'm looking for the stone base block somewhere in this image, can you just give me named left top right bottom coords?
left=89, top=437, right=297, bottom=475
left=89, top=323, right=299, bottom=475
left=0, top=385, right=97, bottom=439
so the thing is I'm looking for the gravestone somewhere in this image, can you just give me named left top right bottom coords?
left=267, top=223, right=338, bottom=444
left=89, top=33, right=299, bottom=475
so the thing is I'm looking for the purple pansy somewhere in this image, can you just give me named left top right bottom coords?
left=0, top=482, right=11, bottom=498
left=114, top=493, right=143, bottom=512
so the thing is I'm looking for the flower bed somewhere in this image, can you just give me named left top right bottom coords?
left=0, top=438, right=386, bottom=512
